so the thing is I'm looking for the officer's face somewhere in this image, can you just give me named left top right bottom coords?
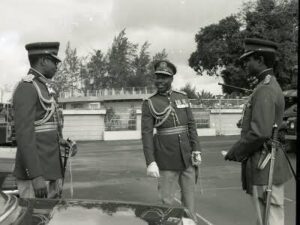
left=243, top=56, right=262, bottom=77
left=42, top=56, right=59, bottom=79
left=154, top=74, right=173, bottom=93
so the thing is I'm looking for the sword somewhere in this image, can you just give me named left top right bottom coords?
left=264, top=124, right=278, bottom=225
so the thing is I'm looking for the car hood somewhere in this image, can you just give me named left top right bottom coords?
left=28, top=199, right=194, bottom=225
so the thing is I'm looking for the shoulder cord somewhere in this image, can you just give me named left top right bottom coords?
left=147, top=99, right=179, bottom=127
left=148, top=98, right=171, bottom=116
left=32, top=80, right=56, bottom=126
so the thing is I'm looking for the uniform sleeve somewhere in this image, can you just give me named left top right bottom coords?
left=186, top=99, right=201, bottom=152
left=230, top=87, right=275, bottom=161
left=13, top=82, right=43, bottom=179
left=141, top=100, right=155, bottom=166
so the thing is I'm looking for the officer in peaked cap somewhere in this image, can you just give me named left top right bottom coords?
left=25, top=42, right=61, bottom=63
left=240, top=38, right=278, bottom=60
left=142, top=59, right=202, bottom=222
left=154, top=60, right=177, bottom=76
left=225, top=38, right=291, bottom=225
left=13, top=42, right=64, bottom=199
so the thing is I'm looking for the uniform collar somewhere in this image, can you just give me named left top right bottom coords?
left=256, top=68, right=273, bottom=83
left=158, top=88, right=172, bottom=96
left=28, top=68, right=52, bottom=84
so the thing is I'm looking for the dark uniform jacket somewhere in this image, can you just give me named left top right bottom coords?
left=142, top=90, right=201, bottom=171
left=13, top=69, right=63, bottom=180
left=228, top=69, right=292, bottom=193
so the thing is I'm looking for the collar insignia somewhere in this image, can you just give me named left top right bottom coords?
left=22, top=74, right=35, bottom=82
left=263, top=74, right=271, bottom=84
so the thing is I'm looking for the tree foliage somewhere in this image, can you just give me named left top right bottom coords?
left=180, top=83, right=198, bottom=99
left=128, top=41, right=152, bottom=87
left=55, top=30, right=171, bottom=93
left=197, top=90, right=215, bottom=99
left=54, top=42, right=83, bottom=93
left=189, top=0, right=298, bottom=93
left=82, top=50, right=107, bottom=92
left=106, top=29, right=138, bottom=88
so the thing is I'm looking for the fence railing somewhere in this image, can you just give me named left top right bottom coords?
left=192, top=109, right=210, bottom=128
left=63, top=98, right=247, bottom=131
left=190, top=98, right=247, bottom=109
left=60, top=87, right=156, bottom=98
left=105, top=108, right=137, bottom=131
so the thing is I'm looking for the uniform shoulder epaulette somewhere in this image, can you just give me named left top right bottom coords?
left=173, top=90, right=187, bottom=96
left=263, top=74, right=272, bottom=85
left=22, top=74, right=35, bottom=83
left=144, top=91, right=158, bottom=100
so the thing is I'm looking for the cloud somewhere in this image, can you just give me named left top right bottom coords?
left=0, top=0, right=247, bottom=95
left=111, top=0, right=244, bottom=32
left=172, top=65, right=223, bottom=95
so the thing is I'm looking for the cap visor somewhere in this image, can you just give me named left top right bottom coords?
left=154, top=71, right=173, bottom=76
left=239, top=51, right=255, bottom=60
left=50, top=54, right=61, bottom=62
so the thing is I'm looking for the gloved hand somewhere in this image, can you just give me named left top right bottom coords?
left=32, top=176, right=48, bottom=198
left=147, top=162, right=160, bottom=178
left=191, top=151, right=202, bottom=166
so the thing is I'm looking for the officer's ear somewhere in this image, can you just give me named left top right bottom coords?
left=257, top=55, right=265, bottom=66
left=40, top=56, right=48, bottom=66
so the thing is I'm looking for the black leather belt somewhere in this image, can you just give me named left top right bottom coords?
left=157, top=125, right=188, bottom=135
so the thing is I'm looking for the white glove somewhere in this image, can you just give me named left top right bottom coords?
left=192, top=151, right=202, bottom=166
left=147, top=162, right=160, bottom=178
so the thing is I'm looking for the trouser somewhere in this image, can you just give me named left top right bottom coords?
left=252, top=184, right=284, bottom=225
left=17, top=178, right=63, bottom=199
left=158, top=166, right=196, bottom=220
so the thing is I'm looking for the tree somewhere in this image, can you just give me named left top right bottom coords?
left=189, top=0, right=298, bottom=93
left=180, top=83, right=198, bottom=99
left=54, top=42, right=83, bottom=94
left=128, top=42, right=152, bottom=87
left=197, top=90, right=215, bottom=99
left=82, top=50, right=108, bottom=93
left=106, top=29, right=138, bottom=88
left=54, top=32, right=171, bottom=92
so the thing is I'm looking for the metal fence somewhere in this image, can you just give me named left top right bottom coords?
left=190, top=98, right=247, bottom=109
left=192, top=109, right=210, bottom=128
left=102, top=98, right=247, bottom=131
left=60, top=87, right=156, bottom=98
left=104, top=107, right=137, bottom=131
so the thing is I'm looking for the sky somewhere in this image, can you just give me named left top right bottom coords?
left=0, top=0, right=249, bottom=96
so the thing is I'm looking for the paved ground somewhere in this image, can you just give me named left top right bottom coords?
left=62, top=136, right=296, bottom=225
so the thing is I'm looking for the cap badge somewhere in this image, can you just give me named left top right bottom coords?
left=159, top=62, right=168, bottom=69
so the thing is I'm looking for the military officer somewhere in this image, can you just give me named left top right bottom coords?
left=13, top=42, right=63, bottom=199
left=141, top=60, right=202, bottom=221
left=225, top=38, right=292, bottom=225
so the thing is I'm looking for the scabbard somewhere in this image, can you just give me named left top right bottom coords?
left=257, top=143, right=271, bottom=170
left=195, top=166, right=199, bottom=184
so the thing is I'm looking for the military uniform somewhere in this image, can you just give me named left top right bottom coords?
left=142, top=90, right=200, bottom=170
left=13, top=42, right=63, bottom=198
left=226, top=38, right=292, bottom=225
left=229, top=69, right=291, bottom=191
left=141, top=60, right=201, bottom=220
